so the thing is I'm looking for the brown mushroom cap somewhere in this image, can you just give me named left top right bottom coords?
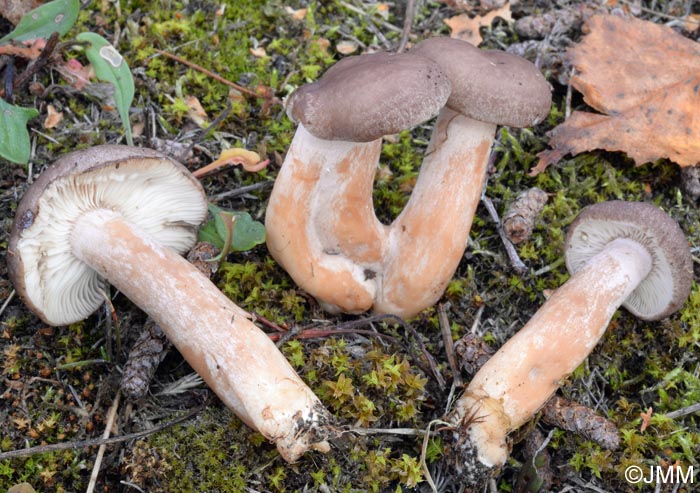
left=8, top=145, right=208, bottom=325
left=286, top=51, right=451, bottom=142
left=564, top=201, right=693, bottom=321
left=410, top=37, right=552, bottom=127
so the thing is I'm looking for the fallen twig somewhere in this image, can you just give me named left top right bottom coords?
left=208, top=181, right=273, bottom=203
left=0, top=404, right=205, bottom=461
left=153, top=49, right=279, bottom=107
left=0, top=289, right=16, bottom=318
left=86, top=391, right=121, bottom=493
left=437, top=303, right=463, bottom=388
left=396, top=0, right=416, bottom=53
left=664, top=402, right=700, bottom=419
left=481, top=193, right=528, bottom=274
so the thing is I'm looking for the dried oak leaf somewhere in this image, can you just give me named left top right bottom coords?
left=444, top=3, right=512, bottom=46
left=533, top=15, right=700, bottom=175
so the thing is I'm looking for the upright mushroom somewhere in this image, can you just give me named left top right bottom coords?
left=7, top=145, right=332, bottom=462
left=446, top=201, right=693, bottom=485
left=265, top=37, right=551, bottom=318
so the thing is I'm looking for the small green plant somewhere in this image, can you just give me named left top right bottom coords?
left=0, top=0, right=134, bottom=164
left=197, top=203, right=266, bottom=261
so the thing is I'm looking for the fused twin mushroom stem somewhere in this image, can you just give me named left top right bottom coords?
left=265, top=37, right=552, bottom=318
left=7, top=145, right=332, bottom=463
left=445, top=201, right=693, bottom=484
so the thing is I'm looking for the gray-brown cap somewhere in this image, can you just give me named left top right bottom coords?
left=410, top=37, right=551, bottom=128
left=286, top=51, right=451, bottom=142
left=564, top=201, right=693, bottom=321
left=8, top=145, right=208, bottom=326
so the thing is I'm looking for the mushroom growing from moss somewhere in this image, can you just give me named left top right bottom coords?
left=265, top=37, right=551, bottom=318
left=7, top=145, right=332, bottom=462
left=445, top=201, right=693, bottom=485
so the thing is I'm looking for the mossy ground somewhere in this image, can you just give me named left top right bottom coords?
left=1, top=0, right=699, bottom=492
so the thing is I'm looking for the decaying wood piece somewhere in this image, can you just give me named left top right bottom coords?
left=444, top=202, right=692, bottom=486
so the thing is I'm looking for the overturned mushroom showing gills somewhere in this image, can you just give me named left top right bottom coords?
left=265, top=37, right=551, bottom=318
left=7, top=145, right=332, bottom=462
left=446, top=201, right=693, bottom=485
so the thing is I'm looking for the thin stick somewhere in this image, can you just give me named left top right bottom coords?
left=437, top=303, right=463, bottom=388
left=0, top=289, right=15, bottom=318
left=153, top=49, right=276, bottom=103
left=0, top=405, right=204, bottom=460
left=565, top=67, right=575, bottom=119
left=664, top=402, right=700, bottom=419
left=397, top=0, right=416, bottom=53
left=338, top=1, right=403, bottom=32
left=208, top=181, right=273, bottom=202
left=86, top=391, right=121, bottom=493
left=346, top=426, right=427, bottom=436
left=481, top=193, right=528, bottom=274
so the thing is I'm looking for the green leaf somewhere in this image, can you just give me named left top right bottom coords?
left=230, top=211, right=266, bottom=251
left=75, top=32, right=134, bottom=145
left=198, top=221, right=224, bottom=249
left=0, top=0, right=80, bottom=45
left=0, top=99, right=39, bottom=164
left=198, top=204, right=266, bottom=259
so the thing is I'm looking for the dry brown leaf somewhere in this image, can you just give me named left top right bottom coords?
left=640, top=406, right=653, bottom=432
left=284, top=6, right=307, bottom=20
left=185, top=95, right=208, bottom=128
left=336, top=40, right=358, bottom=55
left=444, top=3, right=512, bottom=46
left=533, top=15, right=700, bottom=175
left=249, top=46, right=267, bottom=58
left=43, top=104, right=63, bottom=129
left=311, top=38, right=330, bottom=55
left=55, top=58, right=93, bottom=90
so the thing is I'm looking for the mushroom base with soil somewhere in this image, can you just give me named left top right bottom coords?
left=8, top=145, right=334, bottom=463
left=71, top=209, right=332, bottom=461
left=444, top=202, right=692, bottom=485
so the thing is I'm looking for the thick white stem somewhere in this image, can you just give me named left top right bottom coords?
left=450, top=237, right=652, bottom=472
left=71, top=209, right=331, bottom=463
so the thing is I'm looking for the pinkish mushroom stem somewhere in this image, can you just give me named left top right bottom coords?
left=266, top=124, right=386, bottom=313
left=376, top=108, right=495, bottom=314
left=8, top=145, right=332, bottom=463
left=70, top=208, right=330, bottom=461
left=446, top=201, right=692, bottom=485
left=266, top=110, right=497, bottom=317
left=448, top=238, right=651, bottom=480
left=266, top=38, right=551, bottom=319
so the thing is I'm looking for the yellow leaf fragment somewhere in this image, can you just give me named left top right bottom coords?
left=193, top=148, right=269, bottom=178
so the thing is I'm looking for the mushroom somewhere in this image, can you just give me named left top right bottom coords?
left=445, top=201, right=693, bottom=485
left=7, top=145, right=332, bottom=462
left=265, top=37, right=551, bottom=318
